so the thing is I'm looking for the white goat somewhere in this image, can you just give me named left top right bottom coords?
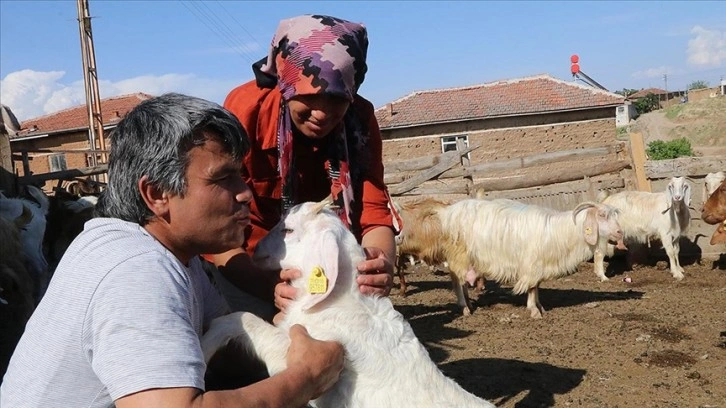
left=0, top=185, right=50, bottom=303
left=595, top=176, right=692, bottom=280
left=202, top=200, right=495, bottom=408
left=704, top=171, right=725, bottom=203
left=438, top=199, right=623, bottom=319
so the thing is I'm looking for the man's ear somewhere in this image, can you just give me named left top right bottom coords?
left=138, top=175, right=169, bottom=217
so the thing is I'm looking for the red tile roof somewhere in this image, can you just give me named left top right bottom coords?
left=15, top=93, right=153, bottom=138
left=627, top=88, right=668, bottom=99
left=374, top=74, right=625, bottom=130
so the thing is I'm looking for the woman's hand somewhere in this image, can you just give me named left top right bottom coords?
left=356, top=247, right=394, bottom=296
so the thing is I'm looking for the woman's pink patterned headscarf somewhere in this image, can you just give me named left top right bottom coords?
left=260, top=14, right=368, bottom=102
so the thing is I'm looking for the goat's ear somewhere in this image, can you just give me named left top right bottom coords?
left=582, top=208, right=599, bottom=246
left=300, top=230, right=339, bottom=311
left=684, top=183, right=692, bottom=207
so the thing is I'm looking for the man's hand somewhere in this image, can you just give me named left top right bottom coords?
left=356, top=247, right=393, bottom=296
left=286, top=325, right=345, bottom=399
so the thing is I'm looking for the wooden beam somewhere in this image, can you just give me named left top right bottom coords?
left=384, top=145, right=480, bottom=173
left=628, top=132, right=652, bottom=192
left=388, top=147, right=475, bottom=195
left=644, top=156, right=726, bottom=179
left=471, top=160, right=630, bottom=192
left=18, top=164, right=108, bottom=185
left=384, top=144, right=624, bottom=182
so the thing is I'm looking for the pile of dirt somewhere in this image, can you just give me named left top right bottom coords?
left=630, top=96, right=726, bottom=157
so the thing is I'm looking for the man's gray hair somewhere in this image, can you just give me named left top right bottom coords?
left=96, top=93, right=248, bottom=225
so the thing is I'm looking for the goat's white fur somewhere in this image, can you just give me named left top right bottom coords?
left=595, top=176, right=692, bottom=280
left=437, top=198, right=623, bottom=318
left=202, top=201, right=495, bottom=408
left=704, top=172, right=725, bottom=203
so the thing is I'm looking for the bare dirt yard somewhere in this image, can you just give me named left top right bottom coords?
left=391, top=256, right=726, bottom=408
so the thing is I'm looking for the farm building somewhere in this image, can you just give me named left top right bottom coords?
left=8, top=93, right=152, bottom=191
left=375, top=74, right=629, bottom=206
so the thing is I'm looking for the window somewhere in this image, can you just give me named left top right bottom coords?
left=440, top=135, right=470, bottom=159
left=48, top=153, right=67, bottom=172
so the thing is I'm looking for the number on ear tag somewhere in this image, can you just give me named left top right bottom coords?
left=308, top=266, right=328, bottom=294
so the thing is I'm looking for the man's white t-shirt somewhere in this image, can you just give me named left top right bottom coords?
left=1, top=218, right=230, bottom=407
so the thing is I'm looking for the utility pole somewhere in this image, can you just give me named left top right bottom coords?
left=77, top=0, right=106, bottom=181
left=663, top=73, right=668, bottom=105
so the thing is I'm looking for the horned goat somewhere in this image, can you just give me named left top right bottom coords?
left=703, top=172, right=725, bottom=204
left=202, top=200, right=496, bottom=408
left=702, top=178, right=726, bottom=225
left=0, top=185, right=50, bottom=303
left=595, top=176, right=692, bottom=280
left=437, top=199, right=623, bottom=319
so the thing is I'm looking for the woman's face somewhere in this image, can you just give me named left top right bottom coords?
left=287, top=94, right=351, bottom=139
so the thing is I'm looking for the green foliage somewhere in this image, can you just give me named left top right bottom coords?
left=688, top=80, right=708, bottom=90
left=616, top=126, right=629, bottom=138
left=634, top=93, right=660, bottom=114
left=646, top=138, right=694, bottom=160
left=615, top=88, right=638, bottom=97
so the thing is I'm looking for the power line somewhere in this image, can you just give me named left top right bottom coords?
left=179, top=1, right=254, bottom=64
left=215, top=0, right=262, bottom=51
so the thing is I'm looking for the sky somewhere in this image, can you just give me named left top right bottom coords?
left=1, top=0, right=725, bottom=122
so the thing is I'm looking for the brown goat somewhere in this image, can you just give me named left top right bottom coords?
left=394, top=198, right=451, bottom=296
left=702, top=179, right=726, bottom=225
left=710, top=221, right=726, bottom=245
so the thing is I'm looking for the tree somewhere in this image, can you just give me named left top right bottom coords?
left=634, top=93, right=660, bottom=114
left=688, top=80, right=708, bottom=90
left=615, top=88, right=638, bottom=97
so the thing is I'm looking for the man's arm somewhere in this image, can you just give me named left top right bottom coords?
left=116, top=326, right=344, bottom=408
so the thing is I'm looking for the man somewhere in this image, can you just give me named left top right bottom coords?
left=0, top=93, right=344, bottom=407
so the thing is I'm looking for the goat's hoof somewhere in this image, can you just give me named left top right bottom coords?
left=598, top=276, right=609, bottom=282
left=529, top=309, right=543, bottom=319
left=673, top=273, right=685, bottom=281
left=462, top=307, right=472, bottom=316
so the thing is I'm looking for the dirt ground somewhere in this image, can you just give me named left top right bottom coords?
left=630, top=97, right=726, bottom=158
left=390, top=255, right=726, bottom=408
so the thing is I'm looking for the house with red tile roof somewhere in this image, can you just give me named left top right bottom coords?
left=375, top=74, right=626, bottom=166
left=9, top=93, right=152, bottom=190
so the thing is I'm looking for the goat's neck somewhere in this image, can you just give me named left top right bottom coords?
left=664, top=199, right=690, bottom=230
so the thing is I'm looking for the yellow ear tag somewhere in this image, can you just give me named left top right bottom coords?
left=308, top=266, right=328, bottom=294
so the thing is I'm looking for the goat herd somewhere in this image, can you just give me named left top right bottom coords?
left=0, top=172, right=725, bottom=406
left=394, top=173, right=726, bottom=319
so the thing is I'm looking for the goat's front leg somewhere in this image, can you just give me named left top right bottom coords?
left=662, top=235, right=685, bottom=280
left=202, top=311, right=289, bottom=375
left=593, top=247, right=609, bottom=281
left=449, top=271, right=473, bottom=316
left=526, top=286, right=544, bottom=319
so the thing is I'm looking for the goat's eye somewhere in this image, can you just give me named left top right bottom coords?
left=282, top=228, right=294, bottom=235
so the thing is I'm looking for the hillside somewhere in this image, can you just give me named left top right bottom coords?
left=630, top=96, right=726, bottom=157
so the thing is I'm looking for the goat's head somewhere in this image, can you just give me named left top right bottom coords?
left=253, top=199, right=364, bottom=311
left=666, top=176, right=691, bottom=207
left=702, top=179, right=726, bottom=225
left=573, top=202, right=623, bottom=247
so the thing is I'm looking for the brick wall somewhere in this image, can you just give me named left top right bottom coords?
left=10, top=130, right=110, bottom=192
left=382, top=116, right=617, bottom=164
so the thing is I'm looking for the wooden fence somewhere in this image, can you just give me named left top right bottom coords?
left=383, top=133, right=725, bottom=259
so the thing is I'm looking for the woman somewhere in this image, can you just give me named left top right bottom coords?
left=209, top=14, right=401, bottom=321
